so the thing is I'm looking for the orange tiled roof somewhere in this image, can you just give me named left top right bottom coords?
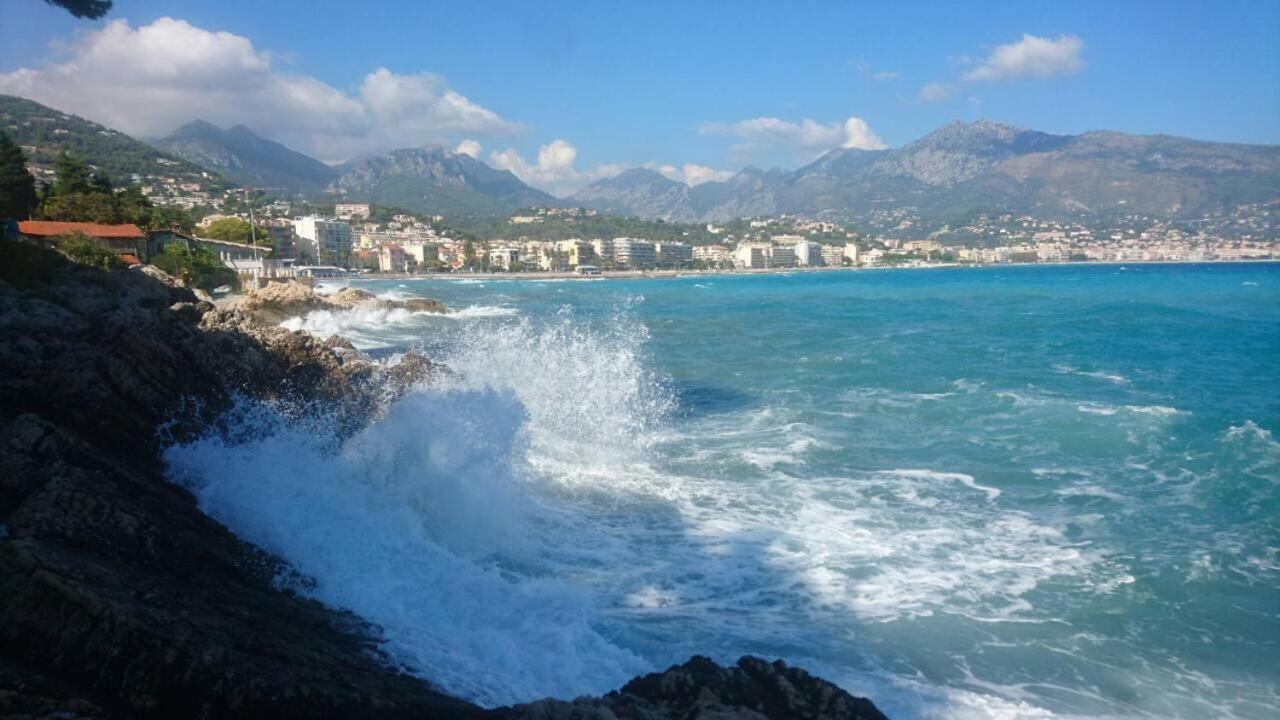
left=18, top=221, right=145, bottom=239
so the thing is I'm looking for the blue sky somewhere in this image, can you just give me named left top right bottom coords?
left=3, top=0, right=1278, bottom=194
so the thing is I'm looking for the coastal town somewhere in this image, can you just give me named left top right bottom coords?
left=23, top=199, right=1280, bottom=283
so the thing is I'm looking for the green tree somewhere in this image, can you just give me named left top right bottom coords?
left=202, top=217, right=260, bottom=245
left=152, top=244, right=237, bottom=290
left=43, top=0, right=113, bottom=19
left=56, top=232, right=124, bottom=271
left=39, top=191, right=121, bottom=223
left=0, top=131, right=37, bottom=220
left=51, top=152, right=94, bottom=195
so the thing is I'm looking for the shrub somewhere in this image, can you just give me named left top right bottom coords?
left=56, top=232, right=124, bottom=271
left=152, top=243, right=238, bottom=291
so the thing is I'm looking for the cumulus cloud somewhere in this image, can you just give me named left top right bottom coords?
left=489, top=139, right=629, bottom=196
left=0, top=18, right=520, bottom=163
left=918, top=82, right=957, bottom=103
left=700, top=115, right=887, bottom=162
left=962, top=34, right=1085, bottom=82
left=646, top=162, right=735, bottom=186
left=454, top=139, right=482, bottom=158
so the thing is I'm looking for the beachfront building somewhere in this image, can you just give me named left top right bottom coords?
left=590, top=238, right=614, bottom=263
left=694, top=244, right=732, bottom=266
left=293, top=216, right=353, bottom=266
left=612, top=238, right=656, bottom=268
left=844, top=243, right=861, bottom=266
left=334, top=202, right=372, bottom=220
left=770, top=245, right=797, bottom=268
left=267, top=225, right=296, bottom=259
left=821, top=245, right=844, bottom=266
left=794, top=240, right=825, bottom=267
left=557, top=239, right=595, bottom=267
left=401, top=240, right=440, bottom=270
left=655, top=241, right=693, bottom=268
left=734, top=242, right=770, bottom=269
left=378, top=244, right=406, bottom=273
left=489, top=247, right=520, bottom=270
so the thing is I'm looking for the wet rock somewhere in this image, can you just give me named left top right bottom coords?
left=499, top=656, right=889, bottom=720
left=237, top=281, right=447, bottom=325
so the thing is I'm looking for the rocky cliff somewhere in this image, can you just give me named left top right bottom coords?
left=0, top=240, right=888, bottom=720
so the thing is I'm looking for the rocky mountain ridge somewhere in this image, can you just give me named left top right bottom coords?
left=153, top=120, right=339, bottom=194
left=571, top=120, right=1280, bottom=225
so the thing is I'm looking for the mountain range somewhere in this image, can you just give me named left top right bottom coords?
left=6, top=93, right=1278, bottom=226
left=153, top=120, right=338, bottom=194
left=570, top=120, right=1280, bottom=226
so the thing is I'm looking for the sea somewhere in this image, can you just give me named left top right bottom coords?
left=163, top=263, right=1280, bottom=719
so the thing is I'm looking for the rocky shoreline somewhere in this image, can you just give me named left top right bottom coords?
left=0, top=241, right=889, bottom=719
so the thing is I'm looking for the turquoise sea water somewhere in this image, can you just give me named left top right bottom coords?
left=168, top=264, right=1279, bottom=719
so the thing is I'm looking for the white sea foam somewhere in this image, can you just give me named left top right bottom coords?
left=1053, top=364, right=1130, bottom=384
left=279, top=306, right=427, bottom=348
left=445, top=305, right=521, bottom=319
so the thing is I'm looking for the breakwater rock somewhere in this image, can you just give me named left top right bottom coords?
left=0, top=242, right=888, bottom=719
left=238, top=281, right=447, bottom=325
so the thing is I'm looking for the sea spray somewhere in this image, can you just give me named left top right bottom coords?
left=163, top=308, right=672, bottom=706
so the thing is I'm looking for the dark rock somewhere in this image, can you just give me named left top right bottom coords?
left=497, top=656, right=889, bottom=720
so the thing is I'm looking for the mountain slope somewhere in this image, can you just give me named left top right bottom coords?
left=328, top=146, right=559, bottom=216
left=569, top=168, right=699, bottom=222
left=571, top=120, right=1280, bottom=226
left=154, top=120, right=337, bottom=194
left=0, top=94, right=225, bottom=188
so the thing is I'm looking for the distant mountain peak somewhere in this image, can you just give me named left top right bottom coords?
left=154, top=119, right=337, bottom=193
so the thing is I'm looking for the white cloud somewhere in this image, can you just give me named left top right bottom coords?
left=700, top=115, right=887, bottom=161
left=489, top=139, right=628, bottom=196
left=454, top=139, right=482, bottom=158
left=646, top=162, right=735, bottom=186
left=0, top=18, right=520, bottom=163
left=918, top=82, right=957, bottom=103
left=962, top=34, right=1085, bottom=82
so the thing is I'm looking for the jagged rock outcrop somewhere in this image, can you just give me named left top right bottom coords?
left=238, top=281, right=447, bottom=326
left=0, top=241, right=890, bottom=719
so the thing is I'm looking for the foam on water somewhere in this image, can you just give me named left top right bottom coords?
left=165, top=267, right=1280, bottom=719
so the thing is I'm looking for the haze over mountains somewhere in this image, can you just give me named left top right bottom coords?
left=6, top=93, right=1278, bottom=226
left=572, top=120, right=1280, bottom=225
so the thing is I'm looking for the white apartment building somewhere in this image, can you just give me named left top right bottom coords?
left=557, top=239, right=595, bottom=267
left=401, top=240, right=440, bottom=268
left=612, top=238, right=656, bottom=268
left=734, top=242, right=770, bottom=269
left=489, top=247, right=520, bottom=270
left=844, top=243, right=861, bottom=265
left=794, top=240, right=825, bottom=267
left=293, top=216, right=353, bottom=265
left=821, top=245, right=844, bottom=266
left=590, top=238, right=614, bottom=262
left=655, top=241, right=693, bottom=267
left=334, top=202, right=372, bottom=220
left=694, top=244, right=732, bottom=265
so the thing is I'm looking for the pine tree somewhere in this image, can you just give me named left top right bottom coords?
left=0, top=132, right=38, bottom=221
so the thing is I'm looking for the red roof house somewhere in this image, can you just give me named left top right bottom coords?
left=18, top=221, right=145, bottom=257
